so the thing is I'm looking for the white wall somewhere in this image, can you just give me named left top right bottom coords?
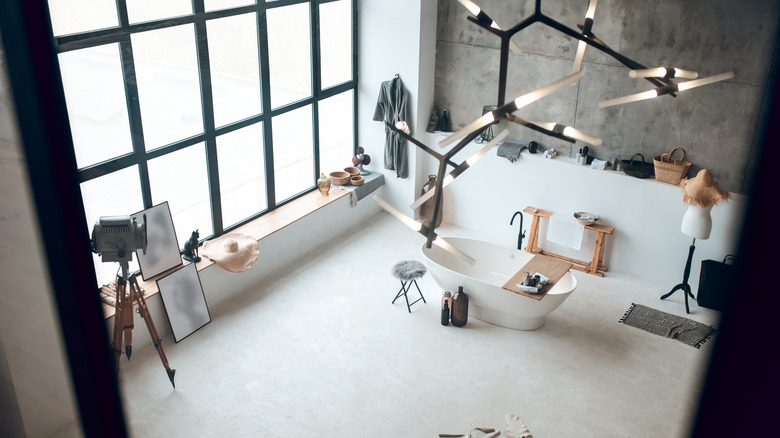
left=429, top=136, right=746, bottom=294
left=357, top=0, right=438, bottom=218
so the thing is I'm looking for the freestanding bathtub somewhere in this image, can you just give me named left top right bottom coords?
left=421, top=237, right=577, bottom=330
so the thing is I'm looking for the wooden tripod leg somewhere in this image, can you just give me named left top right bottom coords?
left=129, top=278, right=176, bottom=388
left=111, top=278, right=126, bottom=375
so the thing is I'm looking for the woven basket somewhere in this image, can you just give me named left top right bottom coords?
left=329, top=171, right=350, bottom=185
left=653, top=147, right=691, bottom=185
left=344, top=167, right=360, bottom=177
left=621, top=153, right=654, bottom=179
left=350, top=175, right=364, bottom=186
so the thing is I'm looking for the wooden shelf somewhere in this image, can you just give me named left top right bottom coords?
left=101, top=188, right=351, bottom=318
left=523, top=206, right=615, bottom=277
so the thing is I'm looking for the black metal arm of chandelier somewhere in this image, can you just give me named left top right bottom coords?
left=463, top=0, right=678, bottom=105
left=385, top=121, right=486, bottom=248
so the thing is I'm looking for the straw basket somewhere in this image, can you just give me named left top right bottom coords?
left=350, top=175, right=364, bottom=186
left=329, top=171, right=350, bottom=185
left=653, top=147, right=691, bottom=185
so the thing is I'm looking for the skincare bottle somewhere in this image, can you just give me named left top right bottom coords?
left=440, top=109, right=451, bottom=132
left=451, top=286, right=469, bottom=327
left=441, top=291, right=453, bottom=326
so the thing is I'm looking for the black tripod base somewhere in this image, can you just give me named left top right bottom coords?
left=661, top=283, right=696, bottom=314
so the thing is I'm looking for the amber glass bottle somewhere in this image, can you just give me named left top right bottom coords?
left=451, top=286, right=469, bottom=327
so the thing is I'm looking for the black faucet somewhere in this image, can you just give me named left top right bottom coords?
left=510, top=211, right=526, bottom=250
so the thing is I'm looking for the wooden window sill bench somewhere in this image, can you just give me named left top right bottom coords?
left=101, top=188, right=352, bottom=318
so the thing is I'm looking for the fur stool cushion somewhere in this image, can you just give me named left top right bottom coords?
left=392, top=260, right=427, bottom=281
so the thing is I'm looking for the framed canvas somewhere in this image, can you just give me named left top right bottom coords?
left=156, top=263, right=211, bottom=343
left=132, top=201, right=182, bottom=281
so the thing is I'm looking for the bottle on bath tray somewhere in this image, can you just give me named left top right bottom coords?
left=441, top=291, right=453, bottom=326
left=451, top=286, right=469, bottom=327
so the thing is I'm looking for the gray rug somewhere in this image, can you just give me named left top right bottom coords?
left=619, top=303, right=717, bottom=349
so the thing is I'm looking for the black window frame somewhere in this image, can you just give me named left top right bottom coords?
left=53, top=0, right=358, bottom=239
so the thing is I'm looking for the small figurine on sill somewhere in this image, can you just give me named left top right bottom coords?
left=182, top=229, right=201, bottom=263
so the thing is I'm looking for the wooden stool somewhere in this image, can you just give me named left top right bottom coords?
left=523, top=206, right=615, bottom=277
left=391, top=260, right=427, bottom=312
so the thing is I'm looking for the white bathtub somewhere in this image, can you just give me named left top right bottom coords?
left=421, top=237, right=577, bottom=330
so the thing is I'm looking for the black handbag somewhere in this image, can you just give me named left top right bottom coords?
left=697, top=255, right=736, bottom=311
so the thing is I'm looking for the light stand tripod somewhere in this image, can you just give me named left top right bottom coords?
left=660, top=237, right=697, bottom=314
left=111, top=261, right=176, bottom=388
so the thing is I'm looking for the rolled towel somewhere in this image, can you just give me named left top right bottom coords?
left=497, top=141, right=524, bottom=163
left=534, top=272, right=551, bottom=285
left=516, top=284, right=544, bottom=294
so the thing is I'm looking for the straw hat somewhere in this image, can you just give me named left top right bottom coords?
left=201, top=233, right=259, bottom=273
left=680, top=169, right=730, bottom=207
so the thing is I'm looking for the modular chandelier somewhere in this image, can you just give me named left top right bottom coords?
left=375, top=0, right=734, bottom=264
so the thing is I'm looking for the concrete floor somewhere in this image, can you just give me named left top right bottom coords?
left=115, top=211, right=720, bottom=437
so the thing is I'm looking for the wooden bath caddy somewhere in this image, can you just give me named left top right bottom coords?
left=523, top=206, right=615, bottom=277
left=502, top=254, right=573, bottom=300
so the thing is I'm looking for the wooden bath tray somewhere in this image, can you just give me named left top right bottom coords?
left=502, top=254, right=573, bottom=300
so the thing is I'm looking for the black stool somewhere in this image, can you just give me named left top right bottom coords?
left=391, top=260, right=427, bottom=312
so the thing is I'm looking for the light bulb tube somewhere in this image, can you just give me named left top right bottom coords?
left=529, top=122, right=602, bottom=146
left=629, top=67, right=699, bottom=79
left=373, top=195, right=421, bottom=232
left=573, top=40, right=587, bottom=73
left=677, top=71, right=734, bottom=92
left=562, top=126, right=603, bottom=146
left=411, top=129, right=509, bottom=210
left=457, top=0, right=481, bottom=16
left=439, top=111, right=495, bottom=148
left=513, top=71, right=585, bottom=109
left=599, top=89, right=659, bottom=108
left=432, top=236, right=477, bottom=265
left=585, top=0, right=599, bottom=19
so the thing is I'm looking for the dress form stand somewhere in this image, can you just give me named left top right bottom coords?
left=661, top=205, right=713, bottom=314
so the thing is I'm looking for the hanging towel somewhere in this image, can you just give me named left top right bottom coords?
left=547, top=213, right=584, bottom=250
left=497, top=141, right=524, bottom=163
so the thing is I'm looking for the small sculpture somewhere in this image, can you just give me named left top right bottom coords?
left=352, top=146, right=372, bottom=175
left=182, top=229, right=201, bottom=263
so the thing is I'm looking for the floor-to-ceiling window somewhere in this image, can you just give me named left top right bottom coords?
left=47, top=0, right=357, bottom=285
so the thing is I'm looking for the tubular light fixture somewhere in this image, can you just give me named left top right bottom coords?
left=572, top=0, right=598, bottom=73
left=373, top=195, right=477, bottom=265
left=439, top=71, right=585, bottom=148
left=529, top=122, right=603, bottom=146
left=410, top=129, right=510, bottom=211
left=456, top=0, right=522, bottom=53
left=629, top=67, right=698, bottom=79
left=599, top=71, right=734, bottom=108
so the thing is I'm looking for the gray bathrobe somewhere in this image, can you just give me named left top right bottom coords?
left=373, top=76, right=410, bottom=178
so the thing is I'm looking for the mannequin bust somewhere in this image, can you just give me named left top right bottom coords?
left=681, top=205, right=713, bottom=240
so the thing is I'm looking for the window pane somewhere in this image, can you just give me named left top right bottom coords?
left=217, top=124, right=267, bottom=228
left=319, top=0, right=352, bottom=89
left=318, top=90, right=354, bottom=175
left=205, top=0, right=255, bottom=12
left=59, top=44, right=134, bottom=168
left=80, top=167, right=144, bottom=286
left=273, top=106, right=313, bottom=202
left=207, top=14, right=262, bottom=128
left=148, top=145, right=213, bottom=246
left=126, top=0, right=192, bottom=24
left=267, top=3, right=312, bottom=109
left=132, top=25, right=203, bottom=149
left=48, top=0, right=118, bottom=36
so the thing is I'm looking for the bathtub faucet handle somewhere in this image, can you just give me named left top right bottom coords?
left=510, top=211, right=526, bottom=251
